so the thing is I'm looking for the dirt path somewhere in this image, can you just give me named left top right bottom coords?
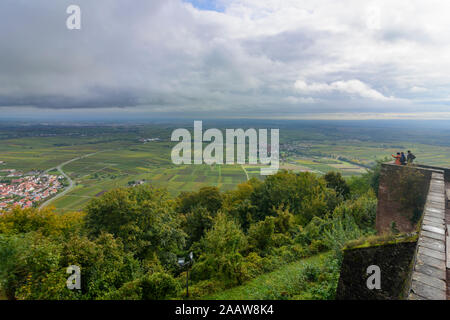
left=241, top=164, right=249, bottom=181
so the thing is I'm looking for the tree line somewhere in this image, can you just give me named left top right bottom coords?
left=0, top=166, right=381, bottom=300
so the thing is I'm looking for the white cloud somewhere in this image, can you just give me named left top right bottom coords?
left=410, top=86, right=428, bottom=93
left=294, top=79, right=392, bottom=101
left=331, top=80, right=392, bottom=101
left=294, top=81, right=332, bottom=94
left=284, top=96, right=317, bottom=104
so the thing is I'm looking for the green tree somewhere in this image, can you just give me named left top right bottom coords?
left=323, top=171, right=350, bottom=199
left=183, top=205, right=214, bottom=247
left=191, top=213, right=248, bottom=285
left=85, top=186, right=186, bottom=265
left=366, top=158, right=387, bottom=197
left=273, top=206, right=295, bottom=234
left=104, top=272, right=179, bottom=300
left=59, top=233, right=141, bottom=299
left=250, top=171, right=331, bottom=224
left=201, top=212, right=247, bottom=256
left=0, top=232, right=64, bottom=300
left=177, top=186, right=223, bottom=214
left=248, top=217, right=275, bottom=252
left=0, top=230, right=141, bottom=300
left=0, top=206, right=84, bottom=239
left=323, top=215, right=364, bottom=262
left=332, top=190, right=377, bottom=232
left=222, top=179, right=261, bottom=231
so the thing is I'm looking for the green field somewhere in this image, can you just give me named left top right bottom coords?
left=281, top=157, right=367, bottom=176
left=50, top=146, right=248, bottom=212
left=51, top=163, right=248, bottom=212
left=0, top=134, right=249, bottom=212
left=300, top=141, right=450, bottom=168
left=2, top=121, right=450, bottom=213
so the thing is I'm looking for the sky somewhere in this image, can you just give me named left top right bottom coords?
left=1, top=0, right=450, bottom=120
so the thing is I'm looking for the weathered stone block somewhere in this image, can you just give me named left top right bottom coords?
left=336, top=241, right=417, bottom=300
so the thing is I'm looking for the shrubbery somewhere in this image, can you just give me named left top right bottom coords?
left=105, top=272, right=179, bottom=300
left=0, top=169, right=378, bottom=300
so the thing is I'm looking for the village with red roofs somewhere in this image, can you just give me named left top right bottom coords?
left=0, top=164, right=64, bottom=212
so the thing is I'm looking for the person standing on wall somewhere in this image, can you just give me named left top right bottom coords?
left=400, top=152, right=407, bottom=165
left=392, top=152, right=402, bottom=165
left=407, top=150, right=416, bottom=165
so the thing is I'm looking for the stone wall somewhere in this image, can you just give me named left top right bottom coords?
left=376, top=163, right=433, bottom=234
left=336, top=240, right=417, bottom=300
left=337, top=163, right=449, bottom=300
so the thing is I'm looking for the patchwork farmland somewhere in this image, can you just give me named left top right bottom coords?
left=2, top=121, right=450, bottom=213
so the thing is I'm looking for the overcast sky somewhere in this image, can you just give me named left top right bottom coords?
left=1, top=0, right=450, bottom=120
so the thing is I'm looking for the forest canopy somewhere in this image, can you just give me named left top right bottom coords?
left=0, top=169, right=379, bottom=300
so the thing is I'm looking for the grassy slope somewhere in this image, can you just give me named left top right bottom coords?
left=204, top=253, right=329, bottom=300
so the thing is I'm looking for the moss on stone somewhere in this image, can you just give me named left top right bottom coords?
left=343, top=233, right=418, bottom=251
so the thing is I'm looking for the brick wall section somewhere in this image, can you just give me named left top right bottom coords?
left=376, top=163, right=434, bottom=234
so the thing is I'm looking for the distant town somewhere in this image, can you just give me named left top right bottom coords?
left=0, top=166, right=65, bottom=211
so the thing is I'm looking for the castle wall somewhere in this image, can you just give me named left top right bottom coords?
left=336, top=240, right=417, bottom=300
left=375, top=163, right=434, bottom=234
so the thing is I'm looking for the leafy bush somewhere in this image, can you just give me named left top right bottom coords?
left=0, top=206, right=84, bottom=238
left=242, top=252, right=264, bottom=278
left=295, top=216, right=328, bottom=246
left=308, top=239, right=328, bottom=254
left=0, top=207, right=141, bottom=300
left=177, top=186, right=223, bottom=214
left=183, top=205, right=214, bottom=247
left=0, top=232, right=67, bottom=300
left=323, top=215, right=365, bottom=262
left=140, top=272, right=179, bottom=300
left=105, top=272, right=179, bottom=300
left=332, top=191, right=377, bottom=232
left=250, top=171, right=331, bottom=224
left=273, top=206, right=295, bottom=234
left=271, top=233, right=293, bottom=248
left=190, top=213, right=248, bottom=286
left=85, top=186, right=186, bottom=265
left=324, top=171, right=350, bottom=199
left=248, top=217, right=275, bottom=252
left=0, top=164, right=378, bottom=300
left=222, top=179, right=261, bottom=232
left=183, top=279, right=224, bottom=299
left=201, top=212, right=247, bottom=256
left=303, top=263, right=320, bottom=282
